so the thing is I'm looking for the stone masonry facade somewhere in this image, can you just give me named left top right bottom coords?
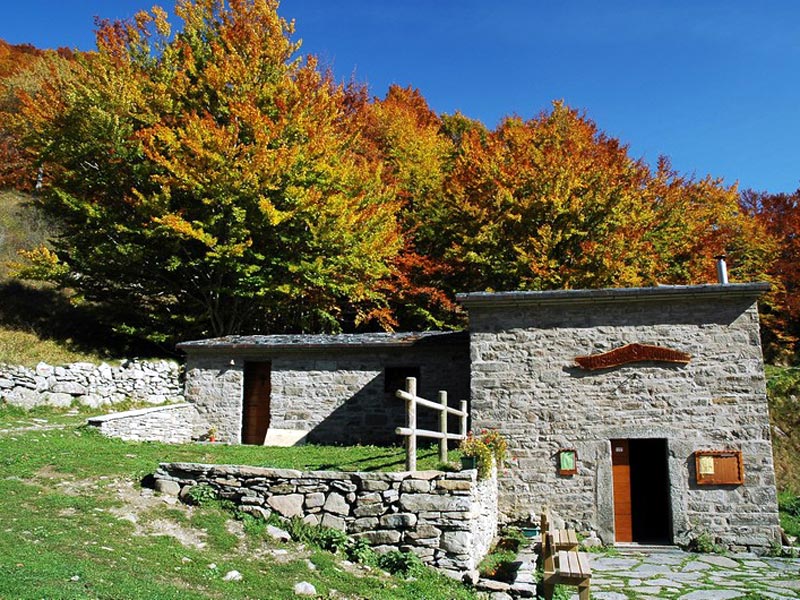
left=181, top=333, right=469, bottom=445
left=87, top=403, right=200, bottom=443
left=460, top=284, right=782, bottom=550
left=0, top=359, right=183, bottom=409
left=154, top=462, right=497, bottom=577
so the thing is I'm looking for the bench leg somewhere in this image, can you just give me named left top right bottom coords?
left=543, top=583, right=555, bottom=600
left=578, top=583, right=590, bottom=600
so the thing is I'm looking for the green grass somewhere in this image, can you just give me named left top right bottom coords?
left=0, top=405, right=477, bottom=599
left=766, top=365, right=800, bottom=495
left=0, top=326, right=108, bottom=366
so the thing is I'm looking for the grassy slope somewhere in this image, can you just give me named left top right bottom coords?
left=0, top=190, right=167, bottom=365
left=0, top=405, right=475, bottom=600
left=766, top=366, right=800, bottom=494
left=765, top=366, right=800, bottom=538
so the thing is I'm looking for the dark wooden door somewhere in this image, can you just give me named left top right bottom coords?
left=242, top=362, right=271, bottom=445
left=611, top=439, right=633, bottom=542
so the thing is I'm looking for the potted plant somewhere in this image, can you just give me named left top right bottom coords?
left=459, top=430, right=507, bottom=479
left=207, top=426, right=217, bottom=443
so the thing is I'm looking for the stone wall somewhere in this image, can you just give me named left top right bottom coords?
left=182, top=335, right=470, bottom=445
left=0, top=359, right=183, bottom=409
left=461, top=285, right=781, bottom=551
left=154, top=462, right=497, bottom=577
left=87, top=403, right=200, bottom=443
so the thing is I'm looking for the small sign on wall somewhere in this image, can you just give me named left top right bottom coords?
left=557, top=448, right=578, bottom=476
left=694, top=450, right=744, bottom=485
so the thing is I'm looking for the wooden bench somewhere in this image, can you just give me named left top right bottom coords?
left=540, top=510, right=579, bottom=551
left=539, top=510, right=591, bottom=600
left=541, top=531, right=592, bottom=600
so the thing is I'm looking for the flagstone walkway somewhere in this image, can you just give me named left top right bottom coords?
left=586, top=547, right=800, bottom=599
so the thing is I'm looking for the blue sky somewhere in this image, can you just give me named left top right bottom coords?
left=2, top=1, right=799, bottom=194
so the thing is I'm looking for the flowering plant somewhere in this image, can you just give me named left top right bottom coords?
left=459, top=429, right=508, bottom=479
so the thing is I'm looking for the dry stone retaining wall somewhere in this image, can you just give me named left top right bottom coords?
left=154, top=462, right=497, bottom=577
left=0, top=359, right=183, bottom=409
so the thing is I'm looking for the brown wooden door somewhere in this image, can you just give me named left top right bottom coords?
left=611, top=439, right=633, bottom=542
left=242, top=362, right=271, bottom=445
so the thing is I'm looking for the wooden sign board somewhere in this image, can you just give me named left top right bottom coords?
left=694, top=450, right=744, bottom=485
left=557, top=448, right=578, bottom=476
left=575, top=343, right=691, bottom=371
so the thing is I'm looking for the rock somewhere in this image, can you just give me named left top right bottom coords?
left=52, top=382, right=87, bottom=395
left=35, top=362, right=54, bottom=378
left=379, top=513, right=417, bottom=529
left=3, top=387, right=38, bottom=409
left=239, top=505, right=271, bottom=520
left=293, top=582, right=317, bottom=596
left=354, top=530, right=401, bottom=545
left=321, top=513, right=346, bottom=531
left=155, top=479, right=181, bottom=496
left=78, top=394, right=109, bottom=409
left=323, top=492, right=350, bottom=516
left=268, top=494, right=305, bottom=518
left=266, top=525, right=291, bottom=542
left=42, top=392, right=73, bottom=408
left=222, top=570, right=242, bottom=581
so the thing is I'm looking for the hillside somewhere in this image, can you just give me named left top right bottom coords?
left=0, top=190, right=166, bottom=364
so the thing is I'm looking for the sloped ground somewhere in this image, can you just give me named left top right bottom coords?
left=0, top=406, right=477, bottom=599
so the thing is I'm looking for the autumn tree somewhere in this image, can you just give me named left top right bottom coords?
left=1, top=0, right=402, bottom=341
left=358, top=85, right=461, bottom=329
left=433, top=102, right=775, bottom=298
left=741, top=189, right=800, bottom=360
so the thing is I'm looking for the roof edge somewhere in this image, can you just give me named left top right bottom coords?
left=176, top=330, right=466, bottom=352
left=456, top=283, right=771, bottom=309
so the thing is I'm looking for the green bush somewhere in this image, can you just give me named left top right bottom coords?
left=376, top=550, right=424, bottom=577
left=345, top=537, right=376, bottom=564
left=778, top=491, right=800, bottom=539
left=185, top=483, right=218, bottom=506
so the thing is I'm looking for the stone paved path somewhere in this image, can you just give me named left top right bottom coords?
left=584, top=547, right=800, bottom=599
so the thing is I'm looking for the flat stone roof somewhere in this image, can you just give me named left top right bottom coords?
left=177, top=330, right=465, bottom=351
left=457, top=283, right=770, bottom=309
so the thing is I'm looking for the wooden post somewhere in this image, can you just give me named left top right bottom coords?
left=438, top=390, right=448, bottom=463
left=460, top=399, right=468, bottom=438
left=406, top=377, right=417, bottom=472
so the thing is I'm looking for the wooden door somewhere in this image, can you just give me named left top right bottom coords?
left=242, top=362, right=271, bottom=445
left=611, top=439, right=633, bottom=542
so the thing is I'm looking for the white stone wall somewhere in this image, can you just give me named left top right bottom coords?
left=0, top=359, right=183, bottom=409
left=154, top=462, right=498, bottom=577
left=87, top=403, right=200, bottom=443
left=184, top=342, right=470, bottom=445
left=467, top=291, right=781, bottom=550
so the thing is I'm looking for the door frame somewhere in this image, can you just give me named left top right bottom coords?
left=595, top=432, right=684, bottom=545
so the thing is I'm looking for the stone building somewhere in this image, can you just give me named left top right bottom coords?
left=178, top=282, right=781, bottom=549
left=178, top=331, right=470, bottom=446
left=458, top=283, right=781, bottom=549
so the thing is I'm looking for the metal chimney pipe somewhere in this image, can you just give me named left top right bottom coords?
left=715, top=254, right=728, bottom=285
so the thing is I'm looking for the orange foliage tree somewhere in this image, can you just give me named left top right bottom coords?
left=741, top=189, right=800, bottom=359
left=430, top=103, right=775, bottom=298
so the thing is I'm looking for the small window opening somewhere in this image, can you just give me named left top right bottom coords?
left=384, top=366, right=421, bottom=393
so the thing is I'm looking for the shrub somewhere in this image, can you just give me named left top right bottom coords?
left=344, top=537, right=376, bottom=565
left=376, top=550, right=424, bottom=577
left=185, top=484, right=218, bottom=507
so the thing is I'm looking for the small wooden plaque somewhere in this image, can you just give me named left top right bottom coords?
left=694, top=450, right=744, bottom=485
left=557, top=448, right=578, bottom=476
